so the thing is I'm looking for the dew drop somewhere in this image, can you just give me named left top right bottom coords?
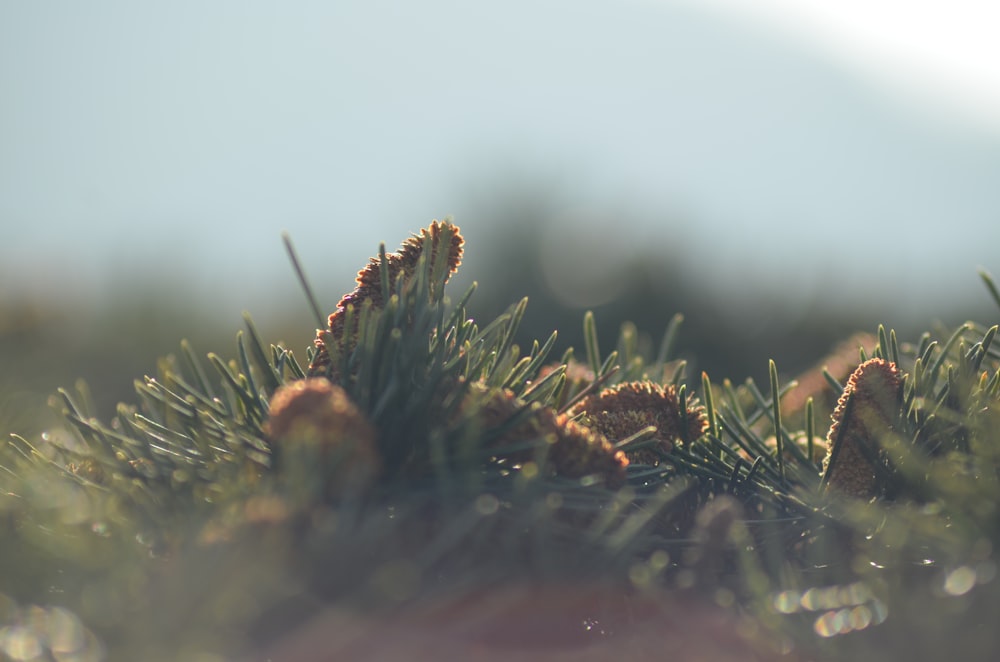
left=649, top=550, right=670, bottom=570
left=813, top=611, right=839, bottom=637
left=800, top=587, right=821, bottom=610
left=869, top=598, right=889, bottom=625
left=944, top=566, right=976, bottom=597
left=47, top=606, right=86, bottom=654
left=0, top=625, right=43, bottom=660
left=628, top=563, right=651, bottom=587
left=848, top=605, right=873, bottom=631
left=975, top=560, right=996, bottom=585
left=771, top=590, right=801, bottom=614
left=475, top=494, right=499, bottom=516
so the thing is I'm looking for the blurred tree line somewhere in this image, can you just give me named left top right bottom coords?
left=2, top=192, right=990, bottom=440
left=458, top=191, right=985, bottom=389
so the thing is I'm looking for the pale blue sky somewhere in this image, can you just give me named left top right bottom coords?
left=3, top=0, right=999, bottom=323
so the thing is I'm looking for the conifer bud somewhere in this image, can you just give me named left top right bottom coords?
left=822, top=358, right=903, bottom=498
left=570, top=381, right=708, bottom=465
left=464, top=384, right=628, bottom=487
left=551, top=413, right=629, bottom=488
left=308, top=220, right=464, bottom=377
left=265, top=378, right=380, bottom=493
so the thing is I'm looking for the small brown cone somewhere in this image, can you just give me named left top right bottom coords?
left=822, top=358, right=903, bottom=498
left=463, top=384, right=628, bottom=488
left=570, top=381, right=708, bottom=466
left=308, top=220, right=464, bottom=377
left=266, top=378, right=380, bottom=495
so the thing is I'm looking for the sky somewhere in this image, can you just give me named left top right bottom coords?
left=2, top=0, right=999, bottom=324
left=684, top=0, right=1000, bottom=129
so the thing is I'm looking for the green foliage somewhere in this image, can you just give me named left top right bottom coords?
left=2, top=224, right=1000, bottom=661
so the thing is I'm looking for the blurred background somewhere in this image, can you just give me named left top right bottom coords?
left=3, top=0, right=1000, bottom=433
